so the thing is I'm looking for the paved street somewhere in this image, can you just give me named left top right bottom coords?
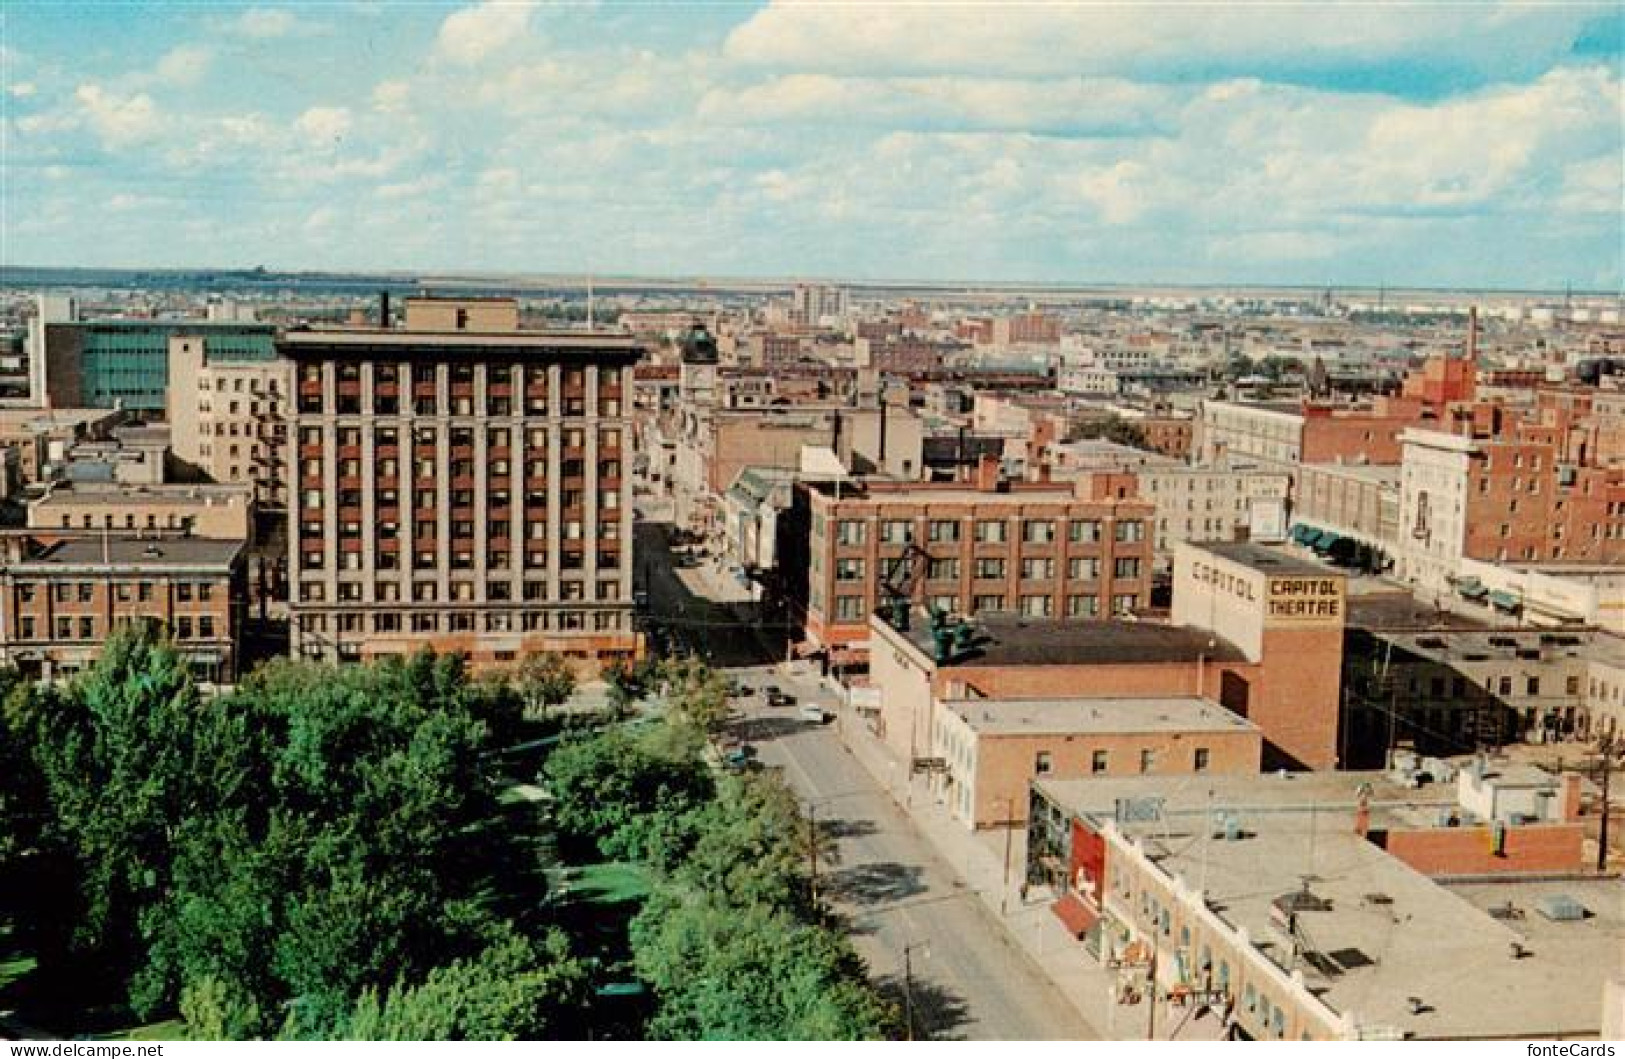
left=635, top=493, right=1096, bottom=1039
left=722, top=665, right=1099, bottom=1041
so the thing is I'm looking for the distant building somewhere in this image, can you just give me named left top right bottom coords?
left=790, top=284, right=849, bottom=327
left=40, top=319, right=277, bottom=412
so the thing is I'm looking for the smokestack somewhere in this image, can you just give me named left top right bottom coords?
left=878, top=389, right=889, bottom=468
left=379, top=290, right=391, bottom=330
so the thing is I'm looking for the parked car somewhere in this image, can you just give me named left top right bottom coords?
left=798, top=704, right=829, bottom=724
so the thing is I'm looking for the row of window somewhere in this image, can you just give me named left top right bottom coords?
left=830, top=517, right=1144, bottom=547
left=828, top=592, right=1137, bottom=621
left=301, top=426, right=622, bottom=450
left=832, top=556, right=1140, bottom=582
left=18, top=614, right=216, bottom=641
left=299, top=579, right=624, bottom=604
left=20, top=581, right=217, bottom=604
left=298, top=609, right=623, bottom=635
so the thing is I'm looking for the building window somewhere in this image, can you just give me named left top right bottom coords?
left=1113, top=594, right=1138, bottom=616
left=1067, top=595, right=1099, bottom=618
left=1021, top=557, right=1054, bottom=581
left=1019, top=594, right=1052, bottom=618
left=880, top=519, right=911, bottom=545
left=976, top=557, right=1005, bottom=580
left=1114, top=557, right=1142, bottom=579
left=834, top=595, right=866, bottom=621
left=835, top=520, right=867, bottom=547
left=1194, top=747, right=1210, bottom=772
left=1139, top=749, right=1155, bottom=773
left=1116, top=519, right=1144, bottom=543
left=1022, top=519, right=1055, bottom=544
left=927, top=557, right=960, bottom=581
left=1035, top=751, right=1052, bottom=776
left=928, top=519, right=961, bottom=543
left=972, top=594, right=1005, bottom=613
left=1092, top=749, right=1108, bottom=774
left=1069, top=557, right=1101, bottom=581
left=975, top=519, right=1007, bottom=544
left=835, top=557, right=865, bottom=581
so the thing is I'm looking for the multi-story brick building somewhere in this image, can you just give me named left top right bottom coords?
left=1398, top=421, right=1625, bottom=599
left=788, top=459, right=1155, bottom=659
left=168, top=335, right=292, bottom=508
left=0, top=536, right=245, bottom=683
left=281, top=298, right=642, bottom=673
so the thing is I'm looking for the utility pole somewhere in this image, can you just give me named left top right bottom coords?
left=1598, top=734, right=1616, bottom=873
left=1145, top=949, right=1158, bottom=1041
left=903, top=944, right=916, bottom=1042
left=1000, top=796, right=1016, bottom=915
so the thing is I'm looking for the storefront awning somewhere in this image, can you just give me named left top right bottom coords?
left=1051, top=892, right=1099, bottom=938
left=1488, top=590, right=1522, bottom=611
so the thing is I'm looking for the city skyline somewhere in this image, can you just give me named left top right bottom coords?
left=4, top=1, right=1622, bottom=289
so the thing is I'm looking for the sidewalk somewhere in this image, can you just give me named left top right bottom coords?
left=824, top=687, right=1138, bottom=1041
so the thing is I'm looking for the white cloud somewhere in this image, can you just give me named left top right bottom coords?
left=371, top=79, right=410, bottom=114
left=377, top=174, right=446, bottom=201
left=75, top=83, right=159, bottom=147
left=8, top=81, right=36, bottom=99
left=699, top=74, right=1169, bottom=135
left=723, top=2, right=1606, bottom=79
left=156, top=45, right=213, bottom=87
left=436, top=2, right=534, bottom=66
left=226, top=8, right=312, bottom=39
left=294, top=105, right=351, bottom=144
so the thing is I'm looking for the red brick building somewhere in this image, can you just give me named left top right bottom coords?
left=790, top=461, right=1154, bottom=662
left=0, top=536, right=246, bottom=683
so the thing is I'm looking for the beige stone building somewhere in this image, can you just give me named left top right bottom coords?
left=168, top=336, right=291, bottom=507
left=27, top=481, right=254, bottom=541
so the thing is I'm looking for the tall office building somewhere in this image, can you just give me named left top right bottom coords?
left=282, top=297, right=642, bottom=673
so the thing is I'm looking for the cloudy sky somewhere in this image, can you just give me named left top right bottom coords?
left=3, top=2, right=1621, bottom=288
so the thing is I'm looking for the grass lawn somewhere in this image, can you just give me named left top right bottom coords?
left=101, top=1020, right=185, bottom=1042
left=572, top=862, right=648, bottom=906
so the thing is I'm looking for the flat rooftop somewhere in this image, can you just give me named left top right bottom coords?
left=1194, top=541, right=1337, bottom=579
left=945, top=695, right=1257, bottom=737
left=279, top=328, right=643, bottom=352
left=1037, top=773, right=1619, bottom=1039
left=0, top=408, right=119, bottom=433
left=1346, top=592, right=1494, bottom=631
left=893, top=612, right=1248, bottom=668
left=1368, top=626, right=1609, bottom=667
left=1301, top=461, right=1402, bottom=485
left=18, top=537, right=244, bottom=569
left=32, top=483, right=251, bottom=508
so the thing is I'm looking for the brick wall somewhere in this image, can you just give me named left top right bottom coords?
left=1374, top=822, right=1585, bottom=876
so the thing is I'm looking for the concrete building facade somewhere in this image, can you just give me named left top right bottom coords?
left=281, top=300, right=642, bottom=673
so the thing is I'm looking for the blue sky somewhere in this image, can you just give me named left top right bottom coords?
left=3, top=2, right=1621, bottom=288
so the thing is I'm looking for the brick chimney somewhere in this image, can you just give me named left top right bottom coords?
left=975, top=453, right=1000, bottom=492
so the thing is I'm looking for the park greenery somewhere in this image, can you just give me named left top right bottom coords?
left=0, top=628, right=895, bottom=1041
